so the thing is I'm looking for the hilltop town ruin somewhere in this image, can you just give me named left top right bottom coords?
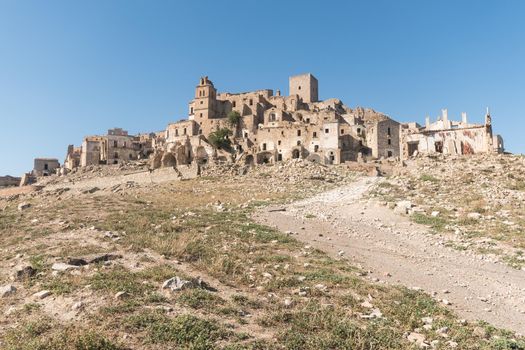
left=13, top=73, right=504, bottom=185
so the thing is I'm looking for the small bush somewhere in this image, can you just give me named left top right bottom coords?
left=208, top=128, right=233, bottom=150
left=412, top=213, right=447, bottom=232
left=420, top=174, right=439, bottom=183
left=227, top=110, right=241, bottom=127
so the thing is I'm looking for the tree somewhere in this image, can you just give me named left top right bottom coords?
left=208, top=128, right=233, bottom=150
left=227, top=111, right=241, bottom=127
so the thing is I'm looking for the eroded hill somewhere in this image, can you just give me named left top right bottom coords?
left=0, top=158, right=524, bottom=349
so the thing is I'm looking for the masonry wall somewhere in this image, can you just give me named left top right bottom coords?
left=289, top=74, right=318, bottom=103
left=402, top=126, right=493, bottom=159
left=33, top=158, right=60, bottom=176
left=376, top=119, right=401, bottom=158
left=81, top=139, right=103, bottom=167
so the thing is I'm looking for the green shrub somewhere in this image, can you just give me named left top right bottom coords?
left=227, top=110, right=241, bottom=127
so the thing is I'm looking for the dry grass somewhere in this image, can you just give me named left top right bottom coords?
left=1, top=171, right=524, bottom=349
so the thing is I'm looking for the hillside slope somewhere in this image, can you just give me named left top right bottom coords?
left=0, top=158, right=523, bottom=349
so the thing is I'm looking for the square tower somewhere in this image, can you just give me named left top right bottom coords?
left=191, top=76, right=217, bottom=123
left=289, top=73, right=318, bottom=103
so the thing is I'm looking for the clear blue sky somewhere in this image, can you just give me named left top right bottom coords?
left=1, top=0, right=524, bottom=175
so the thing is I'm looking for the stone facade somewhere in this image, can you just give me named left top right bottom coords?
left=65, top=145, right=81, bottom=170
left=33, top=158, right=60, bottom=176
left=78, top=129, right=155, bottom=167
left=56, top=74, right=505, bottom=175
left=400, top=109, right=504, bottom=159
left=158, top=74, right=397, bottom=168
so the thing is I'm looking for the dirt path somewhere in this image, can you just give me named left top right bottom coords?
left=254, top=176, right=525, bottom=334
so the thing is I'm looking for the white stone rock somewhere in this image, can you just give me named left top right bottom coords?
left=407, top=332, right=429, bottom=348
left=33, top=290, right=51, bottom=299
left=17, top=203, right=31, bottom=211
left=467, top=212, right=482, bottom=220
left=394, top=201, right=412, bottom=215
left=0, top=284, right=16, bottom=297
left=72, top=301, right=84, bottom=311
left=52, top=262, right=80, bottom=272
left=114, top=291, right=127, bottom=299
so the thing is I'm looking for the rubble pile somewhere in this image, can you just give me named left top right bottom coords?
left=200, top=159, right=360, bottom=195
left=38, top=161, right=150, bottom=186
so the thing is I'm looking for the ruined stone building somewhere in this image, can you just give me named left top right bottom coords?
left=72, top=128, right=155, bottom=168
left=54, top=73, right=505, bottom=176
left=400, top=108, right=504, bottom=159
left=33, top=158, right=60, bottom=176
left=153, top=73, right=399, bottom=168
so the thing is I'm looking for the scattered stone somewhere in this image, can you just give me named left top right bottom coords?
left=162, top=276, right=216, bottom=292
left=407, top=332, right=429, bottom=348
left=314, top=284, right=327, bottom=291
left=52, top=262, right=80, bottom=272
left=33, top=290, right=51, bottom=299
left=14, top=265, right=37, bottom=281
left=467, top=212, right=482, bottom=220
left=447, top=340, right=458, bottom=348
left=360, top=308, right=383, bottom=319
left=66, top=258, right=88, bottom=266
left=72, top=301, right=84, bottom=311
left=262, top=272, right=273, bottom=279
left=83, top=187, right=100, bottom=194
left=360, top=300, right=374, bottom=308
left=114, top=291, right=128, bottom=300
left=0, top=284, right=16, bottom=297
left=421, top=317, right=433, bottom=325
left=89, top=253, right=122, bottom=264
left=473, top=326, right=488, bottom=339
left=17, top=202, right=31, bottom=211
left=394, top=200, right=412, bottom=215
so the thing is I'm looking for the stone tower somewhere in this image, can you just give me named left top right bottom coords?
left=289, top=73, right=318, bottom=103
left=192, top=77, right=217, bottom=125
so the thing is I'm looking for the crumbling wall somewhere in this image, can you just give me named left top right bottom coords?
left=33, top=158, right=60, bottom=176
left=176, top=163, right=199, bottom=179
left=402, top=126, right=492, bottom=159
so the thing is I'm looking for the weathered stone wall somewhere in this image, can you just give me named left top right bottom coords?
left=375, top=119, right=401, bottom=159
left=106, top=134, right=139, bottom=165
left=402, top=125, right=497, bottom=159
left=81, top=138, right=103, bottom=167
left=289, top=73, right=318, bottom=103
left=176, top=163, right=199, bottom=179
left=33, top=158, right=60, bottom=176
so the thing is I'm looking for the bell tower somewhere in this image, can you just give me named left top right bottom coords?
left=193, top=77, right=217, bottom=124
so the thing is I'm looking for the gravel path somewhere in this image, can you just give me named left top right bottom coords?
left=254, top=176, right=525, bottom=334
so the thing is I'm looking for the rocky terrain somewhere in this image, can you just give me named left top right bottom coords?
left=370, top=153, right=525, bottom=269
left=0, top=156, right=524, bottom=349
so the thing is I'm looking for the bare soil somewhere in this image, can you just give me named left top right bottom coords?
left=255, top=176, right=525, bottom=334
